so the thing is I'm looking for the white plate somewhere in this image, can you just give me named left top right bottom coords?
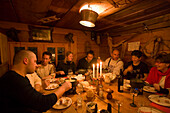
left=80, top=81, right=89, bottom=88
left=103, top=73, right=116, bottom=81
left=45, top=83, right=59, bottom=90
left=148, top=95, right=170, bottom=107
left=138, top=107, right=163, bottom=113
left=53, top=97, right=72, bottom=109
left=143, top=86, right=157, bottom=93
left=74, top=75, right=85, bottom=81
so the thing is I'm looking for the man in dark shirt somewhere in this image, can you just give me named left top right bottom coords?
left=123, top=50, right=149, bottom=80
left=77, top=50, right=97, bottom=70
left=0, top=50, right=72, bottom=113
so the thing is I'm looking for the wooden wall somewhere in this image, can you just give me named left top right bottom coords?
left=100, top=27, right=170, bottom=68
left=0, top=21, right=100, bottom=65
left=0, top=33, right=8, bottom=77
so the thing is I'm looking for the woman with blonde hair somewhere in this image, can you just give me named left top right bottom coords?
left=56, top=51, right=76, bottom=77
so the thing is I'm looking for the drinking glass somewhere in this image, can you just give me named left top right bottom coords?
left=68, top=69, right=73, bottom=75
left=76, top=83, right=83, bottom=107
left=67, top=69, right=73, bottom=80
left=115, top=100, right=123, bottom=113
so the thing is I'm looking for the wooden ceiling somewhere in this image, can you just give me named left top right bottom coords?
left=0, top=0, right=170, bottom=36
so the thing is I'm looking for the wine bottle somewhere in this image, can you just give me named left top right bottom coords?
left=118, top=69, right=124, bottom=92
left=107, top=103, right=112, bottom=113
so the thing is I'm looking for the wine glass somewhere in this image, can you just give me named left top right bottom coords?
left=68, top=69, right=73, bottom=80
left=76, top=83, right=83, bottom=107
left=115, top=100, right=123, bottom=113
left=130, top=88, right=137, bottom=107
left=68, top=69, right=73, bottom=75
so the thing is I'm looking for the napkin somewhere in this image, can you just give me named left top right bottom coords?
left=150, top=102, right=170, bottom=113
left=63, top=105, right=77, bottom=113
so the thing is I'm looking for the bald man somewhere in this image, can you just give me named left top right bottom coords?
left=0, top=50, right=72, bottom=113
left=103, top=49, right=124, bottom=80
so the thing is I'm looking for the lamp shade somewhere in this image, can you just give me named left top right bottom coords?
left=79, top=9, right=98, bottom=27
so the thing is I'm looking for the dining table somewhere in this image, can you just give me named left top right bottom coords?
left=42, top=77, right=166, bottom=113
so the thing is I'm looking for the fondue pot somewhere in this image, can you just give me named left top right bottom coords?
left=130, top=79, right=144, bottom=89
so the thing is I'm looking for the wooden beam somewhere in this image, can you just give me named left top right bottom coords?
left=97, top=6, right=170, bottom=31
left=108, top=14, right=170, bottom=33
left=96, top=0, right=170, bottom=31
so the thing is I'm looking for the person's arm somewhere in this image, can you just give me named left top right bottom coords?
left=112, top=61, right=124, bottom=75
left=49, top=64, right=56, bottom=77
left=141, top=73, right=148, bottom=81
left=145, top=67, right=155, bottom=85
left=110, top=61, right=123, bottom=80
left=103, top=59, right=108, bottom=69
left=123, top=65, right=133, bottom=76
left=153, top=83, right=169, bottom=94
left=34, top=84, right=42, bottom=92
left=10, top=77, right=57, bottom=112
left=34, top=72, right=42, bottom=92
left=56, top=71, right=65, bottom=75
left=54, top=81, right=72, bottom=98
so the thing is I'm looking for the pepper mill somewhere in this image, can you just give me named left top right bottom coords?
left=106, top=89, right=113, bottom=99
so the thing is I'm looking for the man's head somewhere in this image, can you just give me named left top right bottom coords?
left=13, top=50, right=37, bottom=74
left=155, top=54, right=170, bottom=72
left=42, top=51, right=52, bottom=66
left=111, top=49, right=120, bottom=60
left=131, top=50, right=143, bottom=64
left=86, top=50, right=94, bottom=62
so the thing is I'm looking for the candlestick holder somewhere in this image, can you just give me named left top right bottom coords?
left=99, top=76, right=103, bottom=87
left=96, top=78, right=100, bottom=95
left=91, top=78, right=96, bottom=85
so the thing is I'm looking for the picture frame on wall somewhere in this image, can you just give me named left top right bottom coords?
left=29, top=26, right=53, bottom=42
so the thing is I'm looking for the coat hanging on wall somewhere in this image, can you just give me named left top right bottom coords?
left=65, top=33, right=74, bottom=43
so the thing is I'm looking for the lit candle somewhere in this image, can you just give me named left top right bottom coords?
left=100, top=62, right=102, bottom=77
left=93, top=64, right=95, bottom=78
left=97, top=63, right=99, bottom=78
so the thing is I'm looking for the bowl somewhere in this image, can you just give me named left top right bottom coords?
left=86, top=102, right=97, bottom=113
left=77, top=69, right=87, bottom=75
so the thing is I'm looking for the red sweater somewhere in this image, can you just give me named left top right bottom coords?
left=146, top=67, right=170, bottom=89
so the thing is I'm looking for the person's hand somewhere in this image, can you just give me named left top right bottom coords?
left=59, top=71, right=65, bottom=75
left=37, top=64, right=42, bottom=68
left=62, top=81, right=72, bottom=92
left=97, top=59, right=102, bottom=63
left=153, top=83, right=160, bottom=91
left=44, top=79, right=50, bottom=87
left=126, top=65, right=133, bottom=72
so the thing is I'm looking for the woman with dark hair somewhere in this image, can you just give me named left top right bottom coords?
left=56, top=51, right=76, bottom=77
left=146, top=53, right=170, bottom=94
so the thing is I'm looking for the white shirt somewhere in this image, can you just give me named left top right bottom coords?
left=103, top=57, right=124, bottom=80
left=36, top=64, right=55, bottom=78
left=159, top=76, right=166, bottom=89
left=26, top=72, right=42, bottom=88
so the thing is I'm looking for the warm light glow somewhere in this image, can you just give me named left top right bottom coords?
left=80, top=4, right=105, bottom=14
left=79, top=20, right=95, bottom=27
